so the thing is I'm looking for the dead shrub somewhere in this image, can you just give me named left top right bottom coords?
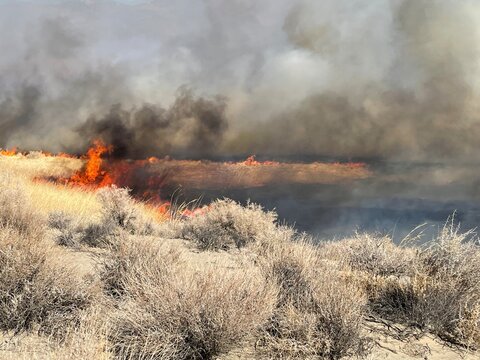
left=80, top=221, right=117, bottom=248
left=100, top=235, right=179, bottom=298
left=412, top=222, right=480, bottom=348
left=47, top=303, right=112, bottom=359
left=320, top=233, right=416, bottom=277
left=181, top=198, right=277, bottom=251
left=97, top=186, right=144, bottom=232
left=79, top=186, right=154, bottom=247
left=103, top=237, right=277, bottom=359
left=25, top=150, right=46, bottom=159
left=256, top=231, right=371, bottom=359
left=338, top=221, right=480, bottom=349
left=0, top=305, right=112, bottom=359
left=256, top=230, right=321, bottom=307
left=0, top=225, right=95, bottom=338
left=48, top=211, right=81, bottom=247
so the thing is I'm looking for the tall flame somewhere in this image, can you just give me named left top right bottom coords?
left=68, top=140, right=112, bottom=187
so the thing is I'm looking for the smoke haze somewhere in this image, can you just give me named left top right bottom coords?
left=1, top=0, right=480, bottom=161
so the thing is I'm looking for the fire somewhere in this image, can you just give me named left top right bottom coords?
left=43, top=141, right=370, bottom=220
left=147, top=156, right=159, bottom=164
left=67, top=140, right=113, bottom=187
left=0, top=148, right=81, bottom=158
left=0, top=147, right=17, bottom=156
left=332, top=161, right=366, bottom=169
left=240, top=155, right=279, bottom=166
left=62, top=140, right=174, bottom=217
left=155, top=202, right=171, bottom=219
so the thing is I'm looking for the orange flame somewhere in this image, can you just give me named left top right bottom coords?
left=63, top=140, right=174, bottom=217
left=67, top=140, right=113, bottom=187
left=0, top=147, right=17, bottom=156
left=240, top=155, right=279, bottom=166
left=56, top=152, right=76, bottom=159
left=181, top=205, right=210, bottom=217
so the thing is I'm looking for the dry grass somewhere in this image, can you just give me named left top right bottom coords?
left=0, top=154, right=82, bottom=179
left=0, top=172, right=45, bottom=235
left=1, top=156, right=102, bottom=226
left=27, top=181, right=102, bottom=221
left=102, top=237, right=277, bottom=359
left=0, top=167, right=100, bottom=344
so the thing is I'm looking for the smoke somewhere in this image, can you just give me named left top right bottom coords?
left=0, top=86, right=41, bottom=146
left=229, top=0, right=480, bottom=161
left=76, top=87, right=227, bottom=158
left=1, top=0, right=480, bottom=161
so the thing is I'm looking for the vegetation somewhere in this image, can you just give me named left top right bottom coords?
left=0, top=155, right=479, bottom=359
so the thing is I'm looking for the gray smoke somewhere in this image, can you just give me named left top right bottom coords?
left=1, top=0, right=480, bottom=161
left=226, top=0, right=480, bottom=161
left=0, top=85, right=40, bottom=146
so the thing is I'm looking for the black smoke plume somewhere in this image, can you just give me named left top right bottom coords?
left=76, top=88, right=227, bottom=159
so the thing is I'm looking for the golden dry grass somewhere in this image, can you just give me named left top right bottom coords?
left=1, top=154, right=100, bottom=220
left=0, top=154, right=161, bottom=226
left=0, top=154, right=82, bottom=179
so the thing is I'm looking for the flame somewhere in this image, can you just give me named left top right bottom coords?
left=240, top=155, right=279, bottom=166
left=181, top=205, right=210, bottom=217
left=155, top=202, right=171, bottom=219
left=147, top=156, right=159, bottom=164
left=61, top=140, right=174, bottom=217
left=0, top=147, right=17, bottom=156
left=67, top=140, right=113, bottom=187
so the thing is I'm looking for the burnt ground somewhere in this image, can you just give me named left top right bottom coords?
left=162, top=160, right=480, bottom=242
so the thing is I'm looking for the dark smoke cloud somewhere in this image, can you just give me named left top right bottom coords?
left=76, top=87, right=227, bottom=158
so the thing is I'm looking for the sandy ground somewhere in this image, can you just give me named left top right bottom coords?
left=365, top=322, right=478, bottom=360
